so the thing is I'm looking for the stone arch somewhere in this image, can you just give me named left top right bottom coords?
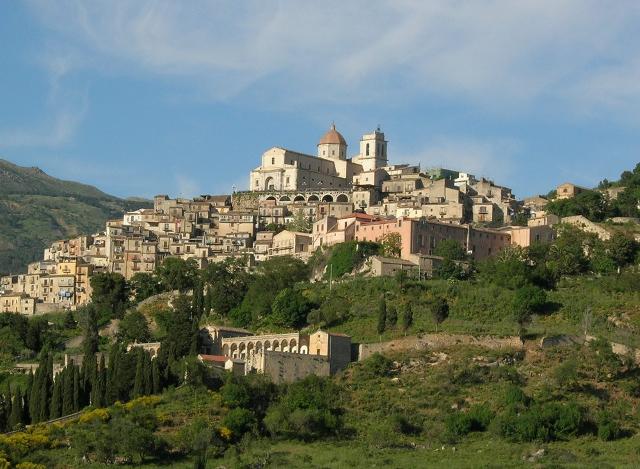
left=266, top=195, right=276, bottom=201
left=273, top=341, right=280, bottom=351
left=247, top=342, right=254, bottom=356
left=290, top=338, right=298, bottom=353
left=308, top=195, right=319, bottom=202
left=322, top=194, right=334, bottom=202
left=279, top=195, right=291, bottom=202
left=281, top=339, right=289, bottom=352
left=222, top=344, right=230, bottom=356
left=293, top=195, right=305, bottom=202
left=265, top=340, right=271, bottom=351
left=265, top=177, right=275, bottom=190
left=300, top=345, right=308, bottom=354
left=230, top=343, right=238, bottom=358
left=336, top=193, right=348, bottom=202
left=255, top=341, right=263, bottom=353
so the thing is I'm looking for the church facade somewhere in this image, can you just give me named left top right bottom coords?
left=249, top=124, right=389, bottom=193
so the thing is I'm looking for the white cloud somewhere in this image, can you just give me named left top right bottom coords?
left=24, top=0, right=640, bottom=117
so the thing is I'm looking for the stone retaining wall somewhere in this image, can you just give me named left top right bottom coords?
left=358, top=333, right=523, bottom=361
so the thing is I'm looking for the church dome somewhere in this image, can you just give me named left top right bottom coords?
left=318, top=124, right=346, bottom=146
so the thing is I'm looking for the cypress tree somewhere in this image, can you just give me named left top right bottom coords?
left=402, top=303, right=413, bottom=334
left=62, top=367, right=74, bottom=416
left=9, top=391, right=22, bottom=429
left=50, top=377, right=62, bottom=419
left=38, top=372, right=49, bottom=422
left=192, top=278, right=204, bottom=318
left=152, top=358, right=161, bottom=394
left=0, top=395, right=7, bottom=432
left=387, top=304, right=398, bottom=327
left=73, top=366, right=80, bottom=412
left=24, top=370, right=33, bottom=424
left=376, top=297, right=387, bottom=336
left=133, top=350, right=144, bottom=398
left=83, top=304, right=99, bottom=394
left=4, top=387, right=12, bottom=426
left=29, top=355, right=46, bottom=422
left=92, top=355, right=107, bottom=407
left=143, top=352, right=153, bottom=396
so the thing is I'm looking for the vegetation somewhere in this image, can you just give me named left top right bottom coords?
left=0, top=159, right=151, bottom=274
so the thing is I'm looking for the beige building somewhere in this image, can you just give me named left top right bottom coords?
left=1, top=293, right=35, bottom=315
left=269, top=230, right=312, bottom=260
left=556, top=182, right=589, bottom=200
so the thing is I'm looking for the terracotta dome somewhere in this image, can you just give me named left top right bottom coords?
left=318, top=124, right=346, bottom=146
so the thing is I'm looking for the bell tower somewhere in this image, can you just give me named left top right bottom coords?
left=357, top=127, right=387, bottom=171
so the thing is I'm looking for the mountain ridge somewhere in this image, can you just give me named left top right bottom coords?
left=0, top=158, right=151, bottom=274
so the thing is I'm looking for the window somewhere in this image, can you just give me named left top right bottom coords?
left=332, top=150, right=335, bottom=156
left=271, top=158, right=275, bottom=164
left=366, top=143, right=369, bottom=156
left=286, top=176, right=290, bottom=184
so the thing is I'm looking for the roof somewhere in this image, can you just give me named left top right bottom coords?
left=198, top=354, right=227, bottom=363
left=318, top=124, right=346, bottom=146
left=339, top=212, right=378, bottom=221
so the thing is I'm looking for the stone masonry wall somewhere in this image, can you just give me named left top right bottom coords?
left=358, top=333, right=523, bottom=361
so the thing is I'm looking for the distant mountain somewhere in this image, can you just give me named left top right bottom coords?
left=0, top=159, right=152, bottom=274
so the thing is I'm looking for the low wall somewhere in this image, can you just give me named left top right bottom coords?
left=358, top=333, right=523, bottom=361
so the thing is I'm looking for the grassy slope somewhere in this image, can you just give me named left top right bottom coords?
left=294, top=274, right=640, bottom=348
left=0, top=159, right=151, bottom=274
left=24, top=343, right=640, bottom=468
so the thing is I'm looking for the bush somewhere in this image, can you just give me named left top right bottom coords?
left=222, top=408, right=256, bottom=440
left=597, top=411, right=622, bottom=441
left=503, top=385, right=530, bottom=408
left=264, top=375, right=343, bottom=441
left=445, top=404, right=493, bottom=439
left=495, top=401, right=584, bottom=442
left=356, top=353, right=394, bottom=379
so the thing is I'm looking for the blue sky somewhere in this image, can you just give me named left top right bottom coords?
left=1, top=1, right=640, bottom=199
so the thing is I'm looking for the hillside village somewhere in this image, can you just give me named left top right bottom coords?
left=2, top=127, right=640, bottom=467
left=4, top=124, right=606, bottom=315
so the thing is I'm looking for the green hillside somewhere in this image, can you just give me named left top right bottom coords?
left=0, top=159, right=151, bottom=274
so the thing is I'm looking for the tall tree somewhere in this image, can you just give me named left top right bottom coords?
left=90, top=272, right=129, bottom=319
left=155, top=257, right=198, bottom=293
left=152, top=358, right=161, bottom=395
left=377, top=296, right=387, bottom=336
left=73, top=365, right=81, bottom=412
left=143, top=352, right=153, bottom=396
left=133, top=350, right=144, bottom=398
left=92, top=354, right=107, bottom=408
left=431, top=297, right=449, bottom=332
left=9, top=390, right=23, bottom=429
left=83, top=303, right=100, bottom=397
left=401, top=303, right=413, bottom=334
left=192, top=277, right=205, bottom=319
left=50, top=377, right=62, bottom=420
left=62, top=366, right=74, bottom=416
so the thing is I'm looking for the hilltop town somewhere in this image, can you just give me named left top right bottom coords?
left=2, top=126, right=640, bottom=467
left=1, top=124, right=569, bottom=314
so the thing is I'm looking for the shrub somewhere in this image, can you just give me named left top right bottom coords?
left=222, top=408, right=256, bottom=440
left=503, top=385, right=530, bottom=408
left=264, top=375, right=343, bottom=441
left=445, top=404, right=493, bottom=439
left=356, top=353, right=394, bottom=379
left=597, top=411, right=622, bottom=441
left=495, top=401, right=584, bottom=442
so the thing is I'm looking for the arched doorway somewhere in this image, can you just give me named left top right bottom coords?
left=322, top=194, right=334, bottom=202
left=336, top=194, right=348, bottom=202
